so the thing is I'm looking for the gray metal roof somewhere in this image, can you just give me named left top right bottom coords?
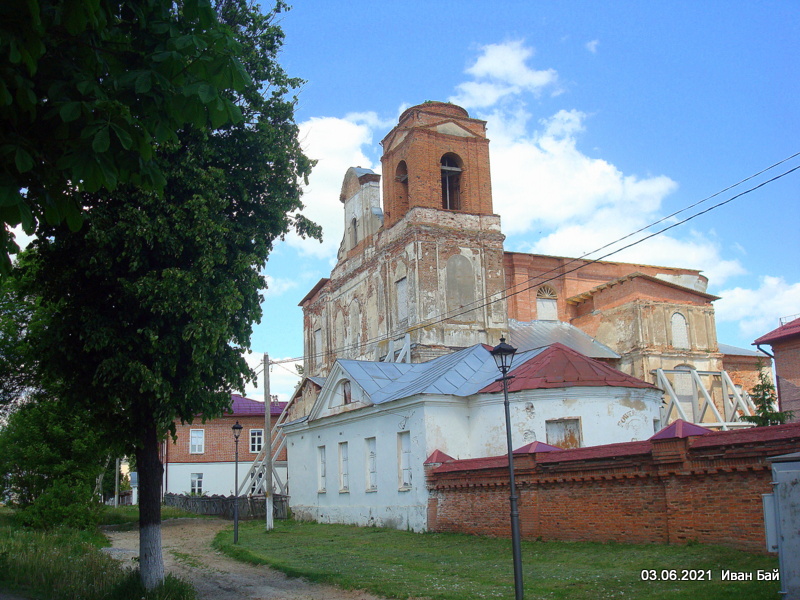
left=508, top=319, right=620, bottom=359
left=718, top=343, right=768, bottom=357
left=338, top=344, right=546, bottom=404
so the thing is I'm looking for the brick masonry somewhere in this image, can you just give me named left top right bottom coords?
left=426, top=422, right=800, bottom=552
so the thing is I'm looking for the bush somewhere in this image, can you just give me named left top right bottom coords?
left=16, top=479, right=102, bottom=530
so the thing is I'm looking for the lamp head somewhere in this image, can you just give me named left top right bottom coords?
left=232, top=420, right=243, bottom=440
left=490, top=336, right=517, bottom=374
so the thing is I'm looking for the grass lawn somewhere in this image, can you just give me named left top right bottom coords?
left=214, top=520, right=780, bottom=600
left=0, top=505, right=197, bottom=600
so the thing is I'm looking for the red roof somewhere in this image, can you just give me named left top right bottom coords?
left=754, top=317, right=800, bottom=345
left=480, top=343, right=656, bottom=393
left=650, top=419, right=710, bottom=440
left=424, top=450, right=455, bottom=465
left=514, top=441, right=562, bottom=454
left=227, top=394, right=286, bottom=417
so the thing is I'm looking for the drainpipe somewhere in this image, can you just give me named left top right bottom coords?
left=756, top=344, right=774, bottom=359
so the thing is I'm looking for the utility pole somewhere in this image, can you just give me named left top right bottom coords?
left=264, top=353, right=274, bottom=531
left=114, top=457, right=120, bottom=508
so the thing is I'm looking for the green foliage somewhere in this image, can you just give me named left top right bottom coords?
left=0, top=517, right=196, bottom=599
left=0, top=0, right=253, bottom=274
left=0, top=397, right=112, bottom=529
left=214, top=520, right=780, bottom=600
left=743, top=363, right=793, bottom=426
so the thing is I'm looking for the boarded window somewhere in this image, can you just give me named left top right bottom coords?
left=446, top=254, right=475, bottom=316
left=398, top=431, right=412, bottom=489
left=671, top=312, right=689, bottom=349
left=545, top=418, right=582, bottom=449
left=365, top=437, right=377, bottom=491
left=536, top=286, right=558, bottom=321
left=338, top=442, right=349, bottom=491
left=441, top=153, right=462, bottom=210
left=396, top=277, right=408, bottom=326
left=317, top=446, right=326, bottom=492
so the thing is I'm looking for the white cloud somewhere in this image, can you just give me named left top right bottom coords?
left=450, top=40, right=560, bottom=108
left=286, top=114, right=381, bottom=259
left=715, top=276, right=800, bottom=340
left=586, top=40, right=600, bottom=54
left=263, top=274, right=298, bottom=298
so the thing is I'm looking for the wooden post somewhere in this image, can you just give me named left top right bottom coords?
left=114, top=457, right=120, bottom=508
left=264, top=353, right=274, bottom=531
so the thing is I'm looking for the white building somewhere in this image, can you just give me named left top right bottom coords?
left=283, top=342, right=663, bottom=531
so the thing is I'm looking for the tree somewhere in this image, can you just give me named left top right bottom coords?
left=743, top=362, right=793, bottom=426
left=0, top=396, right=113, bottom=529
left=0, top=0, right=252, bottom=274
left=19, top=0, right=318, bottom=590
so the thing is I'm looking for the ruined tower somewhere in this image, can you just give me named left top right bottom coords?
left=300, top=102, right=508, bottom=377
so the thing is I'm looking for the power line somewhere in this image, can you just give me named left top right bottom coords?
left=267, top=154, right=800, bottom=366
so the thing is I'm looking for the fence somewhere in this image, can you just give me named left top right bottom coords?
left=164, top=493, right=289, bottom=520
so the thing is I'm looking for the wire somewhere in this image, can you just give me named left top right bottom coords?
left=267, top=154, right=800, bottom=366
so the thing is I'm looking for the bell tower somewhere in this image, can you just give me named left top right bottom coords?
left=381, top=101, right=494, bottom=228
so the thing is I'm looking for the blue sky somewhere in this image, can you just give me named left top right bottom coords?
left=239, top=1, right=800, bottom=400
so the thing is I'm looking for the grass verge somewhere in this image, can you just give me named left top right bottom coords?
left=0, top=505, right=197, bottom=600
left=213, top=519, right=780, bottom=600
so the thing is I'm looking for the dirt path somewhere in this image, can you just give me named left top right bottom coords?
left=103, top=519, right=386, bottom=600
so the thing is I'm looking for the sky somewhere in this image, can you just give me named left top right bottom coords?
left=239, top=2, right=799, bottom=401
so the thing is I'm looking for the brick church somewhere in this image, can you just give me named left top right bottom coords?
left=297, top=101, right=762, bottom=423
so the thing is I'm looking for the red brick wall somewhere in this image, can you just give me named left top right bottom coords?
left=427, top=423, right=800, bottom=552
left=773, top=338, right=800, bottom=420
left=166, top=414, right=285, bottom=464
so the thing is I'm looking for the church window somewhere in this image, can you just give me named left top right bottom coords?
left=440, top=153, right=462, bottom=210
left=395, top=161, right=409, bottom=206
left=536, top=286, right=558, bottom=321
left=398, top=431, right=412, bottom=489
left=671, top=312, right=690, bottom=349
left=343, top=380, right=352, bottom=405
left=351, top=217, right=358, bottom=247
left=546, top=418, right=582, bottom=449
left=396, top=277, right=408, bottom=326
left=446, top=254, right=475, bottom=316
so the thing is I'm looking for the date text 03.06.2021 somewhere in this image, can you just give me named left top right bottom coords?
left=640, top=570, right=712, bottom=582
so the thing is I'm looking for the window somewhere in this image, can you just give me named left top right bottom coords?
left=671, top=312, right=689, bottom=349
left=365, top=437, right=377, bottom=491
left=395, top=161, right=409, bottom=210
left=190, top=473, right=203, bottom=495
left=536, top=286, right=558, bottom=321
left=343, top=380, right=352, bottom=405
left=189, top=429, right=205, bottom=454
left=317, top=446, right=327, bottom=492
left=351, top=217, right=358, bottom=247
left=250, top=429, right=264, bottom=454
left=398, top=431, right=412, bottom=489
left=313, top=328, right=322, bottom=367
left=440, top=153, right=462, bottom=210
left=396, top=277, right=408, bottom=326
left=545, top=418, right=582, bottom=449
left=338, top=442, right=349, bottom=492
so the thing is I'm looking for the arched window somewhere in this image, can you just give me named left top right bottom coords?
left=343, top=380, right=352, bottom=405
left=350, top=217, right=358, bottom=248
left=440, top=153, right=462, bottom=210
left=536, top=286, right=558, bottom=321
left=671, top=312, right=689, bottom=349
left=395, top=160, right=409, bottom=209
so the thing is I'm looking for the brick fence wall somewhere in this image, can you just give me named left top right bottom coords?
left=426, top=422, right=800, bottom=552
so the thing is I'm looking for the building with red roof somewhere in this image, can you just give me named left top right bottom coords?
left=283, top=343, right=663, bottom=531
left=754, top=316, right=800, bottom=421
left=161, top=394, right=287, bottom=497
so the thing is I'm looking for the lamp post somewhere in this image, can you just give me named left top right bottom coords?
left=232, top=420, right=243, bottom=544
left=491, top=337, right=524, bottom=600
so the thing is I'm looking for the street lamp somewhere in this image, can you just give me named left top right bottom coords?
left=490, top=337, right=524, bottom=600
left=232, top=420, right=243, bottom=544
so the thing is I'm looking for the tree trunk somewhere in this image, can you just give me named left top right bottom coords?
left=136, top=419, right=165, bottom=591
